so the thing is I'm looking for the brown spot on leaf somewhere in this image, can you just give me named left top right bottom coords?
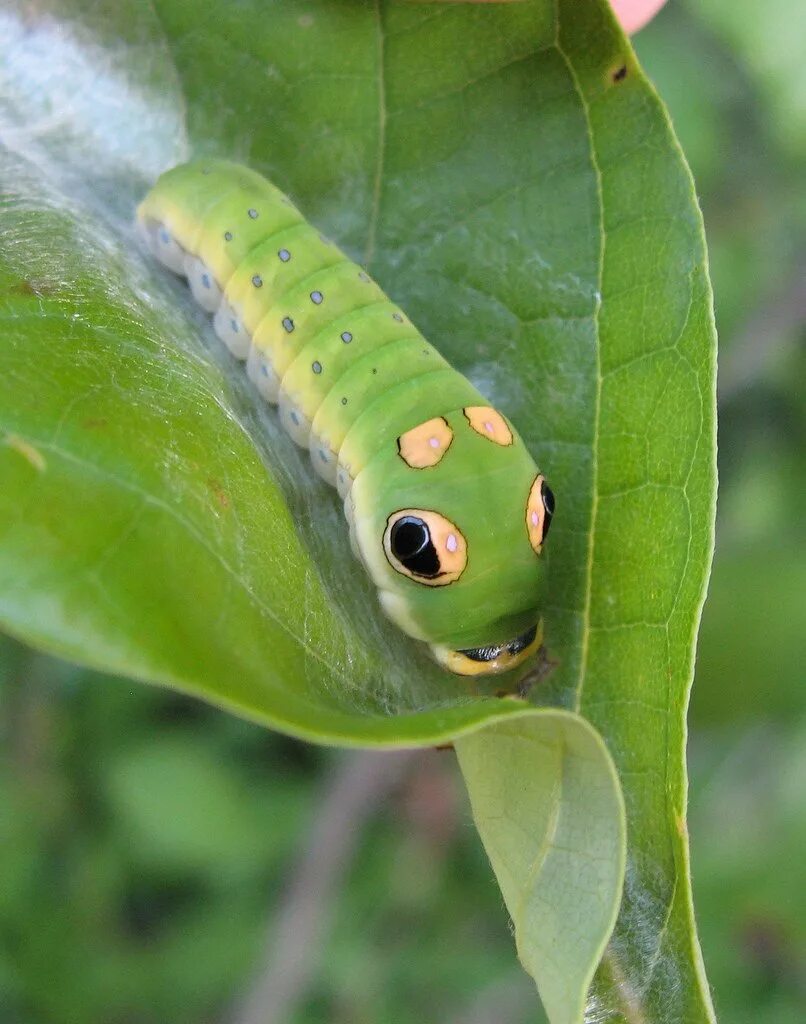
left=207, top=479, right=230, bottom=509
left=8, top=278, right=59, bottom=298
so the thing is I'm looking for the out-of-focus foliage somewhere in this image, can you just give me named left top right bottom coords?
left=635, top=4, right=806, bottom=1023
left=634, top=1, right=806, bottom=727
left=0, top=638, right=540, bottom=1024
left=688, top=724, right=806, bottom=1024
left=0, top=3, right=804, bottom=1024
left=695, top=0, right=806, bottom=160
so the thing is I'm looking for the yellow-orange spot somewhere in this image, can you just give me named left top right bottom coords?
left=463, top=406, right=512, bottom=446
left=383, top=508, right=467, bottom=587
left=526, top=474, right=549, bottom=553
left=397, top=416, right=453, bottom=469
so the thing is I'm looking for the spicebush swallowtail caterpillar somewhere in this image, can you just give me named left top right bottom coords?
left=138, top=161, right=554, bottom=676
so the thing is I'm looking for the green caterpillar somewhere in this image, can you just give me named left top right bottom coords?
left=138, top=161, right=554, bottom=676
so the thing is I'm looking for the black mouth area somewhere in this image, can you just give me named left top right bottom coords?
left=458, top=624, right=538, bottom=664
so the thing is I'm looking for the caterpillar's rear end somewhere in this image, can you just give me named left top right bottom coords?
left=138, top=160, right=554, bottom=676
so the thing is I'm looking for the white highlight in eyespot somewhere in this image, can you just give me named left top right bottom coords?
left=446, top=534, right=458, bottom=553
left=428, top=437, right=440, bottom=448
left=531, top=511, right=539, bottom=526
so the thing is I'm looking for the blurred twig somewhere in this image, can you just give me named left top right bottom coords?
left=445, top=971, right=537, bottom=1024
left=718, top=267, right=806, bottom=401
left=230, top=747, right=418, bottom=1024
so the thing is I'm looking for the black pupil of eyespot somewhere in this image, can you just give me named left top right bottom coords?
left=390, top=516, right=440, bottom=577
left=540, top=481, right=555, bottom=537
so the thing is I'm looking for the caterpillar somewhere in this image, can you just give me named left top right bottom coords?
left=137, top=161, right=554, bottom=676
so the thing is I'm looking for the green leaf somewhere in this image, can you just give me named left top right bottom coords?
left=0, top=1, right=716, bottom=1021
left=456, top=712, right=625, bottom=1024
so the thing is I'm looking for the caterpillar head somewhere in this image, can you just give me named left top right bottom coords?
left=349, top=406, right=553, bottom=676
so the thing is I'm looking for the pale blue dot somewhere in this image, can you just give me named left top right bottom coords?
left=201, top=273, right=211, bottom=289
left=230, top=318, right=238, bottom=333
left=261, top=364, right=269, bottom=377
left=278, top=249, right=290, bottom=262
left=290, top=410, right=300, bottom=425
left=159, top=228, right=170, bottom=243
left=248, top=208, right=258, bottom=219
left=312, top=360, right=323, bottom=375
left=341, top=331, right=352, bottom=344
left=392, top=312, right=403, bottom=322
left=282, top=317, right=294, bottom=333
left=319, top=450, right=328, bottom=463
left=310, top=290, right=323, bottom=305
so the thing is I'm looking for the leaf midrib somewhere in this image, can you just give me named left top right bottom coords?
left=551, top=16, right=604, bottom=718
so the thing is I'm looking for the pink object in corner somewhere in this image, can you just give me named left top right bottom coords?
left=609, top=0, right=668, bottom=34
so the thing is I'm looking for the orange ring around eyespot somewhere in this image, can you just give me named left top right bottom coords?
left=526, top=474, right=549, bottom=553
left=383, top=508, right=467, bottom=586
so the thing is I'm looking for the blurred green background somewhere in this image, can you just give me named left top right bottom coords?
left=1, top=2, right=804, bottom=1022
